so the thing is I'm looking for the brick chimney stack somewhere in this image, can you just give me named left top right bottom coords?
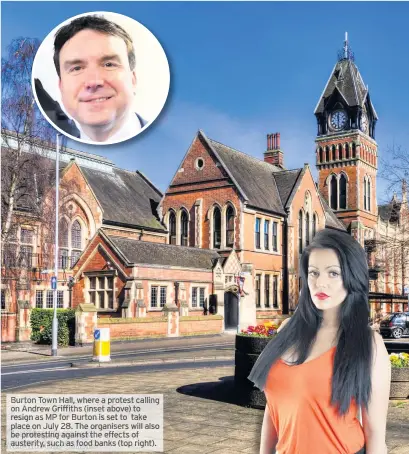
left=264, top=133, right=284, bottom=168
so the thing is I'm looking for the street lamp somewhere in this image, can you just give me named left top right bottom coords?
left=51, top=133, right=62, bottom=356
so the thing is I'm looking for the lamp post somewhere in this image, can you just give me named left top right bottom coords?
left=51, top=133, right=61, bottom=356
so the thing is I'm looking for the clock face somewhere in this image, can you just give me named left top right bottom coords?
left=330, top=110, right=348, bottom=131
left=360, top=112, right=369, bottom=133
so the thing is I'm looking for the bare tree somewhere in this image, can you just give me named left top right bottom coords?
left=379, top=143, right=409, bottom=199
left=1, top=38, right=75, bottom=290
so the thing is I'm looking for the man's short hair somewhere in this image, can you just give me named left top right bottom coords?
left=53, top=15, right=136, bottom=78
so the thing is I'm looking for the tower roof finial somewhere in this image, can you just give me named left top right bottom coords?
left=338, top=32, right=354, bottom=62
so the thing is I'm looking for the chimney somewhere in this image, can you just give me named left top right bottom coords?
left=264, top=133, right=284, bottom=168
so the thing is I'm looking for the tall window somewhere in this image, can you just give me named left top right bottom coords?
left=264, top=220, right=270, bottom=249
left=180, top=210, right=188, bottom=246
left=255, top=274, right=261, bottom=307
left=226, top=206, right=235, bottom=248
left=345, top=143, right=350, bottom=159
left=338, top=144, right=343, bottom=160
left=305, top=212, right=310, bottom=247
left=43, top=290, right=63, bottom=309
left=332, top=145, right=336, bottom=161
left=213, top=207, right=221, bottom=249
left=352, top=143, right=356, bottom=158
left=1, top=290, right=6, bottom=310
left=19, top=228, right=33, bottom=267
left=367, top=179, right=371, bottom=211
left=58, top=218, right=83, bottom=269
left=312, top=214, right=317, bottom=239
left=325, top=147, right=330, bottom=162
left=192, top=287, right=205, bottom=308
left=272, top=222, right=278, bottom=252
left=298, top=211, right=303, bottom=254
left=89, top=276, right=114, bottom=309
left=265, top=275, right=270, bottom=308
left=255, top=218, right=261, bottom=249
left=330, top=175, right=338, bottom=210
left=71, top=220, right=82, bottom=266
left=273, top=276, right=278, bottom=308
left=150, top=285, right=167, bottom=308
left=319, top=148, right=323, bottom=163
left=169, top=211, right=176, bottom=245
left=364, top=178, right=367, bottom=210
left=339, top=174, right=347, bottom=209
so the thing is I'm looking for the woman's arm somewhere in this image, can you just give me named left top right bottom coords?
left=361, top=332, right=391, bottom=454
left=260, top=404, right=278, bottom=454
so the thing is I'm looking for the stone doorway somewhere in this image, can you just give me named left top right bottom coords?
left=224, top=291, right=238, bottom=330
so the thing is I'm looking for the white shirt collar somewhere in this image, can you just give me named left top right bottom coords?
left=76, top=112, right=142, bottom=144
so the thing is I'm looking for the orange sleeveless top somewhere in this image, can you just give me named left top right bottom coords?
left=264, top=346, right=365, bottom=454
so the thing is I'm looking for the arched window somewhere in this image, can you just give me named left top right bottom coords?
left=226, top=206, right=235, bottom=248
left=169, top=211, right=176, bottom=245
left=364, top=178, right=367, bottom=210
left=71, top=220, right=82, bottom=266
left=330, top=175, right=338, bottom=210
left=345, top=143, right=350, bottom=159
left=180, top=210, right=188, bottom=246
left=332, top=145, right=336, bottom=161
left=339, top=174, right=347, bottom=209
left=59, top=219, right=69, bottom=268
left=319, top=148, right=323, bottom=163
left=338, top=144, right=343, bottom=160
left=367, top=179, right=371, bottom=212
left=325, top=147, right=330, bottom=162
left=298, top=211, right=303, bottom=254
left=312, top=213, right=317, bottom=238
left=352, top=143, right=356, bottom=158
left=213, top=207, right=221, bottom=249
left=305, top=212, right=310, bottom=247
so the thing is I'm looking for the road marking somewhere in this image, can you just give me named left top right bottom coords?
left=1, top=343, right=234, bottom=368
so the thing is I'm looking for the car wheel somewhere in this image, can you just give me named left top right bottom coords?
left=392, top=328, right=403, bottom=339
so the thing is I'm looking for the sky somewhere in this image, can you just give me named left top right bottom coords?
left=2, top=1, right=409, bottom=204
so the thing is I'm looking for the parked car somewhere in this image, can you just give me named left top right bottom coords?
left=379, top=312, right=409, bottom=339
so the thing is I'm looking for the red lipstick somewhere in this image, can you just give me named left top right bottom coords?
left=315, top=292, right=329, bottom=300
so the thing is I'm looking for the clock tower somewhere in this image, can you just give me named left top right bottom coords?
left=314, top=33, right=378, bottom=244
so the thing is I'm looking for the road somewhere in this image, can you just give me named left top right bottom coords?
left=1, top=342, right=235, bottom=391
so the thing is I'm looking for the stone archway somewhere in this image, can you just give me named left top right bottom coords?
left=224, top=290, right=239, bottom=330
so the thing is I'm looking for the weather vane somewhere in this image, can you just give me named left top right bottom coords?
left=337, top=31, right=355, bottom=62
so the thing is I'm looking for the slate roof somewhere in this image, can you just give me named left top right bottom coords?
left=272, top=169, right=303, bottom=208
left=315, top=59, right=378, bottom=119
left=207, top=138, right=286, bottom=215
left=107, top=235, right=220, bottom=269
left=378, top=202, right=401, bottom=223
left=81, top=167, right=165, bottom=231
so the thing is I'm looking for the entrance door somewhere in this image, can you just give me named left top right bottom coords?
left=224, top=292, right=238, bottom=329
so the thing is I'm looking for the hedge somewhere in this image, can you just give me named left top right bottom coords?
left=30, top=309, right=76, bottom=346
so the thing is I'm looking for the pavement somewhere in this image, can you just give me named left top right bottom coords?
left=1, top=334, right=409, bottom=453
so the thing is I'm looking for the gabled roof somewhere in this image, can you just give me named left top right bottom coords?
left=273, top=169, right=303, bottom=209
left=106, top=234, right=220, bottom=269
left=315, top=59, right=378, bottom=120
left=201, top=133, right=286, bottom=215
left=81, top=167, right=165, bottom=231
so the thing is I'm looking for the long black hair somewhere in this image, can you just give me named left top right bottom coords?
left=248, top=228, right=374, bottom=416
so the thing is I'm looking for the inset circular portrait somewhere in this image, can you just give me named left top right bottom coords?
left=32, top=11, right=170, bottom=145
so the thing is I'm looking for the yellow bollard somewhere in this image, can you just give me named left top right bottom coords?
left=93, top=328, right=111, bottom=362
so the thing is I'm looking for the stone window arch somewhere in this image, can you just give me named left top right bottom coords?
left=168, top=210, right=177, bottom=245
left=225, top=205, right=235, bottom=248
left=330, top=174, right=338, bottom=210
left=213, top=206, right=222, bottom=249
left=339, top=173, right=347, bottom=209
left=180, top=209, right=189, bottom=246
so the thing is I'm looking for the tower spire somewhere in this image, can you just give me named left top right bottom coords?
left=338, top=32, right=354, bottom=62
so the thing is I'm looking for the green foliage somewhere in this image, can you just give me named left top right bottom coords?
left=389, top=352, right=409, bottom=368
left=30, top=309, right=75, bottom=346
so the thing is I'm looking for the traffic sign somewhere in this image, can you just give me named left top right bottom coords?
left=51, top=276, right=57, bottom=290
left=94, top=329, right=100, bottom=340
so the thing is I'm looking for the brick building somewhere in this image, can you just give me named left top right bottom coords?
left=2, top=36, right=408, bottom=343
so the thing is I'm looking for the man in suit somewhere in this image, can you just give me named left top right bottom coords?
left=53, top=15, right=146, bottom=143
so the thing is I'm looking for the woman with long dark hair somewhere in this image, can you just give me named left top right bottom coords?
left=248, top=228, right=391, bottom=454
